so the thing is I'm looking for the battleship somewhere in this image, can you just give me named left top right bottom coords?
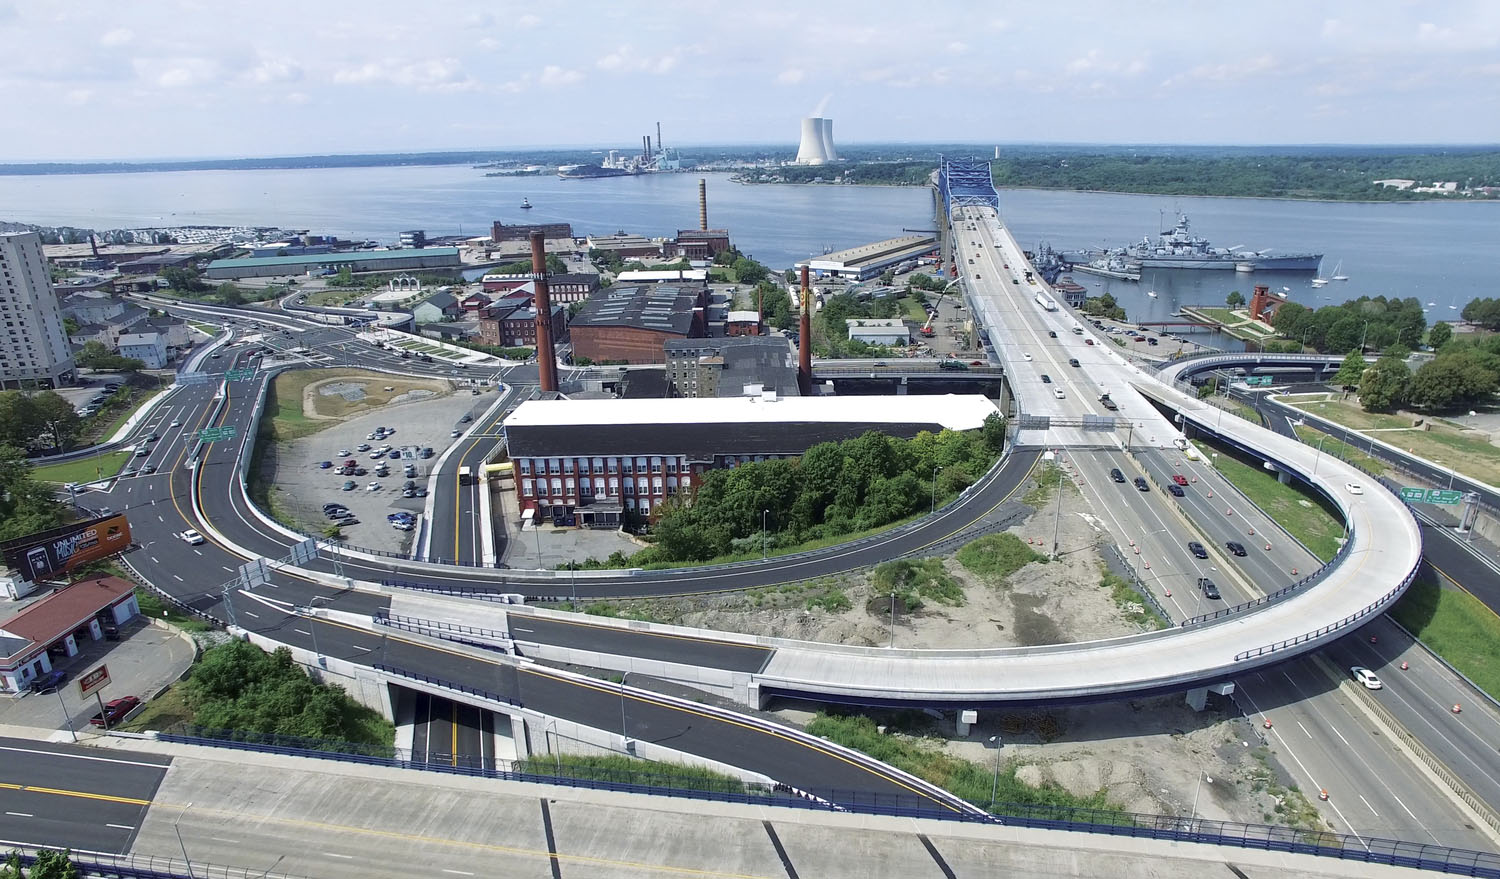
left=1117, top=214, right=1323, bottom=272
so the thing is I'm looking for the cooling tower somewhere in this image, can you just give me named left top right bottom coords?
left=796, top=117, right=829, bottom=165
left=820, top=118, right=837, bottom=162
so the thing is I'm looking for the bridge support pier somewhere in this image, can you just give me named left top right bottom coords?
left=1277, top=469, right=1292, bottom=485
left=898, top=377, right=908, bottom=396
left=1185, top=682, right=1236, bottom=712
left=956, top=709, right=977, bottom=737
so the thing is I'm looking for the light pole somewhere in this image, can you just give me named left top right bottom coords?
left=1191, top=771, right=1214, bottom=821
left=544, top=717, right=561, bottom=775
left=174, top=801, right=197, bottom=879
left=619, top=672, right=632, bottom=747
left=889, top=592, right=897, bottom=649
left=53, top=678, right=77, bottom=743
left=1311, top=433, right=1330, bottom=476
left=987, top=735, right=1004, bottom=808
left=1050, top=452, right=1065, bottom=559
left=931, top=466, right=939, bottom=513
left=761, top=509, right=769, bottom=561
left=1359, top=320, right=1371, bottom=354
left=308, top=594, right=332, bottom=663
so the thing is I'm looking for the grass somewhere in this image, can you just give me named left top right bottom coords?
left=956, top=533, right=1045, bottom=582
left=1022, top=463, right=1072, bottom=507
left=119, top=683, right=194, bottom=732
left=1391, top=574, right=1500, bottom=700
left=1212, top=395, right=1263, bottom=425
left=31, top=450, right=132, bottom=484
left=707, top=265, right=738, bottom=284
left=871, top=558, right=963, bottom=608
left=1100, top=568, right=1168, bottom=630
left=134, top=587, right=213, bottom=632
left=263, top=368, right=448, bottom=441
left=92, top=386, right=166, bottom=442
left=188, top=321, right=219, bottom=334
left=515, top=753, right=749, bottom=791
left=1291, top=398, right=1500, bottom=486
left=899, top=295, right=929, bottom=323
left=805, top=713, right=1123, bottom=816
left=1199, top=440, right=1344, bottom=561
left=1293, top=426, right=1387, bottom=476
left=634, top=511, right=930, bottom=571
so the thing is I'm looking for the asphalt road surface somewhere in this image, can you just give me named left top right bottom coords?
left=0, top=737, right=169, bottom=853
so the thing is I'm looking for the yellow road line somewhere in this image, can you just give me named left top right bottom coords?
left=1426, top=560, right=1500, bottom=623
left=0, top=781, right=150, bottom=807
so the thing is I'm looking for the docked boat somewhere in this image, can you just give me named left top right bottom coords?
left=1330, top=260, right=1348, bottom=281
left=1071, top=249, right=1141, bottom=281
left=1122, top=214, right=1323, bottom=272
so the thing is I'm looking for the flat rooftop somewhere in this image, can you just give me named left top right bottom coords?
left=505, top=394, right=995, bottom=431
left=569, top=284, right=702, bottom=335
left=206, top=248, right=460, bottom=271
left=801, top=235, right=937, bottom=270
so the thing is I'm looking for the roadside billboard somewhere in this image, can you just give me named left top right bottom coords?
left=1, top=514, right=132, bottom=582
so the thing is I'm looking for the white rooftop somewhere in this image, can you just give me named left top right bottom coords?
left=117, top=332, right=162, bottom=346
left=505, top=394, right=997, bottom=431
left=846, top=319, right=907, bottom=329
left=615, top=269, right=708, bottom=283
left=727, top=310, right=760, bottom=323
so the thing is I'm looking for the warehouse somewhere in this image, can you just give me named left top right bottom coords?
left=203, top=248, right=462, bottom=279
left=502, top=394, right=997, bottom=525
left=568, top=284, right=709, bottom=364
left=795, top=235, right=938, bottom=281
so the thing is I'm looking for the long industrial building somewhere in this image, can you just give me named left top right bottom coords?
left=502, top=394, right=997, bottom=525
left=204, top=248, right=462, bottom=279
left=796, top=235, right=938, bottom=281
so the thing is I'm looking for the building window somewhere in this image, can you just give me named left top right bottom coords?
left=608, top=477, right=619, bottom=496
left=623, top=481, right=635, bottom=496
left=522, top=479, right=533, bottom=496
left=550, top=478, right=563, bottom=495
left=593, top=457, right=604, bottom=473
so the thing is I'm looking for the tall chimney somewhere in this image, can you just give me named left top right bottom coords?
left=698, top=178, right=708, bottom=231
left=656, top=121, right=662, bottom=152
left=797, top=265, right=812, bottom=395
left=530, top=231, right=559, bottom=393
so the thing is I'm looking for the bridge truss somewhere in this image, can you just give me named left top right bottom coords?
left=938, top=156, right=1001, bottom=215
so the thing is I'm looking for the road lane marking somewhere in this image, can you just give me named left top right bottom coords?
left=442, top=870, right=475, bottom=876
left=1296, top=721, right=1312, bottom=738
left=105, top=823, right=135, bottom=830
left=0, top=746, right=167, bottom=770
left=1358, top=795, right=1379, bottom=816
left=294, top=628, right=311, bottom=636
left=324, top=853, right=353, bottom=859
left=242, top=611, right=260, bottom=619
left=210, top=837, right=239, bottom=844
left=4, top=812, right=32, bottom=818
left=0, top=782, right=150, bottom=806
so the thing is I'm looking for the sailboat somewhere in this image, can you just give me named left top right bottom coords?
left=1330, top=260, right=1348, bottom=281
left=1311, top=276, right=1329, bottom=288
left=1145, top=272, right=1159, bottom=298
left=520, top=198, right=533, bottom=209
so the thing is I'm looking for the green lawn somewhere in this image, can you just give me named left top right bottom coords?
left=1392, top=575, right=1500, bottom=700
left=899, top=295, right=929, bottom=323
left=188, top=321, right=219, bottom=334
left=708, top=266, right=738, bottom=284
left=31, top=450, right=132, bottom=484
left=1291, top=399, right=1500, bottom=486
left=1199, top=441, right=1344, bottom=561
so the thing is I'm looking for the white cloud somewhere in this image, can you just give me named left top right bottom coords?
left=517, top=13, right=540, bottom=29
left=777, top=69, right=805, bottom=85
left=596, top=44, right=678, bottom=74
left=947, top=41, right=969, bottom=55
left=135, top=57, right=221, bottom=89
left=335, top=58, right=472, bottom=90
left=99, top=28, right=134, bottom=47
left=538, top=65, right=583, bottom=87
left=63, top=88, right=93, bottom=106
left=247, top=57, right=302, bottom=84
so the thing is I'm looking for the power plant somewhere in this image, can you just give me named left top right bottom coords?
left=795, top=116, right=839, bottom=165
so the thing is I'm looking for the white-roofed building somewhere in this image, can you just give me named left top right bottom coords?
left=846, top=318, right=910, bottom=346
left=116, top=332, right=167, bottom=369
left=502, top=394, right=997, bottom=526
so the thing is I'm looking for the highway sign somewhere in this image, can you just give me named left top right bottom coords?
left=198, top=426, right=238, bottom=442
left=225, top=368, right=256, bottom=381
left=178, top=372, right=212, bottom=386
left=1400, top=487, right=1463, bottom=505
left=78, top=664, right=110, bottom=697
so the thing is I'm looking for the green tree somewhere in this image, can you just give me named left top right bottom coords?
left=29, top=392, right=82, bottom=452
left=1407, top=350, right=1499, bottom=410
left=1428, top=321, right=1453, bottom=349
left=75, top=341, right=145, bottom=372
left=1358, top=354, right=1410, bottom=412
left=26, top=849, right=78, bottom=879
left=159, top=266, right=207, bottom=293
left=732, top=256, right=768, bottom=286
left=1333, top=350, right=1366, bottom=389
left=0, top=444, right=66, bottom=541
left=62, top=316, right=80, bottom=335
left=216, top=282, right=244, bottom=306
left=1226, top=290, right=1245, bottom=307
left=333, top=265, right=355, bottom=286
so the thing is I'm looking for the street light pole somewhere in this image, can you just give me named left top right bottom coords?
left=889, top=592, right=897, bottom=649
left=308, top=594, right=332, bottom=663
left=1051, top=452, right=1065, bottom=559
left=987, top=735, right=1004, bottom=807
left=931, top=466, right=939, bottom=514
left=619, top=671, right=632, bottom=746
left=1312, top=433, right=1329, bottom=476
left=174, top=801, right=197, bottom=879
left=1191, top=772, right=1213, bottom=821
left=762, top=509, right=769, bottom=561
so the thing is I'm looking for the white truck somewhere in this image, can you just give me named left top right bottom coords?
left=1034, top=292, right=1057, bottom=311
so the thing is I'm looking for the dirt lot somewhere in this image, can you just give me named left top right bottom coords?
left=255, top=370, right=499, bottom=550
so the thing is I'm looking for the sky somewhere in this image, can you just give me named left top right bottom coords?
left=2, top=0, right=1498, bottom=161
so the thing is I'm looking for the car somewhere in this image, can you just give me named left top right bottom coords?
left=369, top=451, right=385, bottom=459
left=1053, top=388, right=1065, bottom=399
left=388, top=511, right=415, bottom=521
left=1167, top=484, right=1185, bottom=497
left=366, top=432, right=378, bottom=440
left=969, top=360, right=984, bottom=366
left=323, top=502, right=347, bottom=511
left=134, top=448, right=149, bottom=457
left=356, top=467, right=370, bottom=476
left=334, top=516, right=360, bottom=526
left=342, top=480, right=357, bottom=491
left=1224, top=541, right=1247, bottom=556
left=1084, top=338, right=1094, bottom=346
left=120, top=468, right=138, bottom=479
left=357, top=443, right=371, bottom=452
left=318, top=461, right=333, bottom=469
left=146, top=433, right=160, bottom=442
left=421, top=447, right=434, bottom=458
left=1068, top=358, right=1081, bottom=367
left=1040, top=374, right=1052, bottom=384
left=178, top=529, right=205, bottom=545
left=1171, top=474, right=1188, bottom=486
left=1187, top=541, right=1208, bottom=559
left=451, top=429, right=462, bottom=437
left=140, top=465, right=156, bottom=475
left=1346, top=482, right=1364, bottom=495
left=1022, top=352, right=1033, bottom=361
left=379, top=444, right=392, bottom=452
left=366, top=482, right=382, bottom=491
left=323, top=509, right=348, bottom=519
left=391, top=520, right=415, bottom=531
left=1197, top=577, right=1221, bottom=600
left=1048, top=330, right=1058, bottom=338
left=210, top=352, right=222, bottom=358
left=872, top=361, right=887, bottom=367
left=1110, top=468, right=1126, bottom=483
left=460, top=414, right=473, bottom=424
left=1133, top=477, right=1149, bottom=492
left=1351, top=666, right=1383, bottom=689
left=89, top=695, right=141, bottom=728
left=170, top=420, right=181, bottom=428
left=337, top=449, right=350, bottom=457
left=29, top=669, right=68, bottom=693
left=410, top=488, right=428, bottom=498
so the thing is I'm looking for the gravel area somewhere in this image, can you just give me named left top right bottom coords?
left=264, top=379, right=499, bottom=551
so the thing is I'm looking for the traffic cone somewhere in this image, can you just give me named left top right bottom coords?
left=1370, top=636, right=1378, bottom=644
left=1207, top=491, right=1213, bottom=498
left=1263, top=718, right=1273, bottom=729
left=1400, top=661, right=1409, bottom=670
left=1291, top=568, right=1298, bottom=575
left=1319, top=789, right=1329, bottom=801
left=1453, top=704, right=1463, bottom=714
left=1226, top=508, right=1234, bottom=515
left=1133, top=546, right=1140, bottom=554
left=1265, top=543, right=1272, bottom=551
left=1144, top=561, right=1151, bottom=569
left=1165, top=589, right=1172, bottom=597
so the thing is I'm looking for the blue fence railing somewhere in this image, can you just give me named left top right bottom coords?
left=154, top=726, right=1500, bottom=878
left=4, top=846, right=301, bottom=879
left=373, top=611, right=511, bottom=651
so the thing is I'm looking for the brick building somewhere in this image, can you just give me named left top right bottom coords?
left=664, top=335, right=797, bottom=398
left=478, top=303, right=565, bottom=348
left=501, top=395, right=998, bottom=526
left=568, top=284, right=708, bottom=364
left=491, top=221, right=573, bottom=243
left=1248, top=284, right=1287, bottom=325
left=479, top=273, right=598, bottom=304
left=666, top=230, right=733, bottom=260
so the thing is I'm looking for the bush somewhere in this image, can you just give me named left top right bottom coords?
left=956, top=533, right=1046, bottom=581
left=871, top=558, right=963, bottom=607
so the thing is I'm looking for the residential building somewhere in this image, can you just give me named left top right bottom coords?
left=846, top=318, right=910, bottom=346
left=117, top=332, right=168, bottom=368
left=203, top=248, right=461, bottom=279
left=59, top=291, right=126, bottom=326
left=502, top=394, right=997, bottom=525
left=0, top=231, right=75, bottom=389
left=412, top=290, right=461, bottom=324
left=478, top=303, right=565, bottom=348
left=492, top=221, right=572, bottom=243
left=459, top=291, right=492, bottom=313
left=664, top=335, right=798, bottom=398
left=68, top=323, right=113, bottom=348
left=569, top=284, right=708, bottom=364
left=141, top=315, right=192, bottom=349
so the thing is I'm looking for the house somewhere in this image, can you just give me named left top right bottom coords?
left=411, top=291, right=461, bottom=325
left=140, top=315, right=192, bottom=350
left=116, top=332, right=168, bottom=369
left=459, top=291, right=492, bottom=313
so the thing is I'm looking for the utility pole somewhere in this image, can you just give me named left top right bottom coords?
left=1051, top=452, right=1065, bottom=559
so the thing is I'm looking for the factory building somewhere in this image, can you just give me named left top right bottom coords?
left=568, top=284, right=709, bottom=364
left=585, top=234, right=662, bottom=260
left=665, top=335, right=797, bottom=399
left=796, top=235, right=938, bottom=281
left=492, top=221, right=573, bottom=243
left=502, top=394, right=997, bottom=525
left=204, top=248, right=461, bottom=279
left=480, top=273, right=599, bottom=304
left=666, top=230, right=733, bottom=260
left=846, top=319, right=910, bottom=346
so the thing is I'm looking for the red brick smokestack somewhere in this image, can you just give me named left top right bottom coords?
left=530, top=231, right=558, bottom=393
left=699, top=178, right=708, bottom=232
left=798, top=265, right=812, bottom=395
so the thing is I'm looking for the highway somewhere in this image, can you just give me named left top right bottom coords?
left=0, top=737, right=169, bottom=854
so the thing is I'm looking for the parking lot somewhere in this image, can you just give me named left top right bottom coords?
left=267, top=381, right=499, bottom=552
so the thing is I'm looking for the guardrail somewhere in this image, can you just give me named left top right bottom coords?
left=1180, top=521, right=1355, bottom=626
left=373, top=610, right=511, bottom=650
left=1101, top=542, right=1175, bottom=625
left=154, top=723, right=1500, bottom=878
left=4, top=845, right=307, bottom=879
left=1233, top=568, right=1417, bottom=661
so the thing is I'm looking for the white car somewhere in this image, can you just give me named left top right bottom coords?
left=1351, top=666, right=1382, bottom=689
left=170, top=420, right=181, bottom=428
left=337, top=449, right=350, bottom=456
left=1053, top=388, right=1065, bottom=399
left=178, top=529, right=205, bottom=545
left=1345, top=482, right=1364, bottom=495
left=1022, top=352, right=1033, bottom=361
left=366, top=482, right=382, bottom=491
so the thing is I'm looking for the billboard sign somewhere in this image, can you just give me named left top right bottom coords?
left=78, top=664, right=110, bottom=697
left=1, top=514, right=132, bottom=582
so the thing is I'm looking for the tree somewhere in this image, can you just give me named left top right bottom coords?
left=1407, top=350, right=1499, bottom=410
left=1325, top=316, right=1364, bottom=354
left=1333, top=350, right=1366, bottom=389
left=62, top=316, right=80, bottom=335
left=29, top=392, right=82, bottom=452
left=216, top=282, right=244, bottom=306
left=0, top=444, right=67, bottom=541
left=26, top=849, right=78, bottom=879
left=1358, top=354, right=1410, bottom=411
left=732, top=256, right=768, bottom=286
left=1428, top=321, right=1453, bottom=349
left=1226, top=290, right=1245, bottom=307
left=75, top=341, right=145, bottom=373
left=159, top=266, right=207, bottom=293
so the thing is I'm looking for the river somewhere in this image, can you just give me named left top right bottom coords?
left=1, top=164, right=1494, bottom=326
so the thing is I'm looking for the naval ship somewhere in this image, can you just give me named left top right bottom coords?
left=1122, top=214, right=1322, bottom=271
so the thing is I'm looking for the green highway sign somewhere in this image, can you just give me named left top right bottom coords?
left=198, top=426, right=238, bottom=442
left=225, top=368, right=256, bottom=381
left=1400, top=486, right=1463, bottom=505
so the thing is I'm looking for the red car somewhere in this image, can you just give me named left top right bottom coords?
left=89, top=695, right=140, bottom=727
left=1171, top=474, right=1188, bottom=486
left=969, top=360, right=984, bottom=366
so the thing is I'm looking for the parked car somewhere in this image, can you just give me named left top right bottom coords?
left=450, top=429, right=462, bottom=437
left=337, top=449, right=350, bottom=456
left=1197, top=578, right=1221, bottom=600
left=318, top=461, right=333, bottom=469
left=1048, top=331, right=1058, bottom=338
left=30, top=669, right=68, bottom=693
left=89, top=695, right=141, bottom=728
left=1187, top=541, right=1208, bottom=559
left=357, top=443, right=372, bottom=452
left=366, top=482, right=382, bottom=491
left=459, top=414, right=473, bottom=424
left=1068, top=358, right=1081, bottom=367
left=1052, top=388, right=1065, bottom=399
left=342, top=480, right=357, bottom=491
left=421, top=447, right=434, bottom=459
